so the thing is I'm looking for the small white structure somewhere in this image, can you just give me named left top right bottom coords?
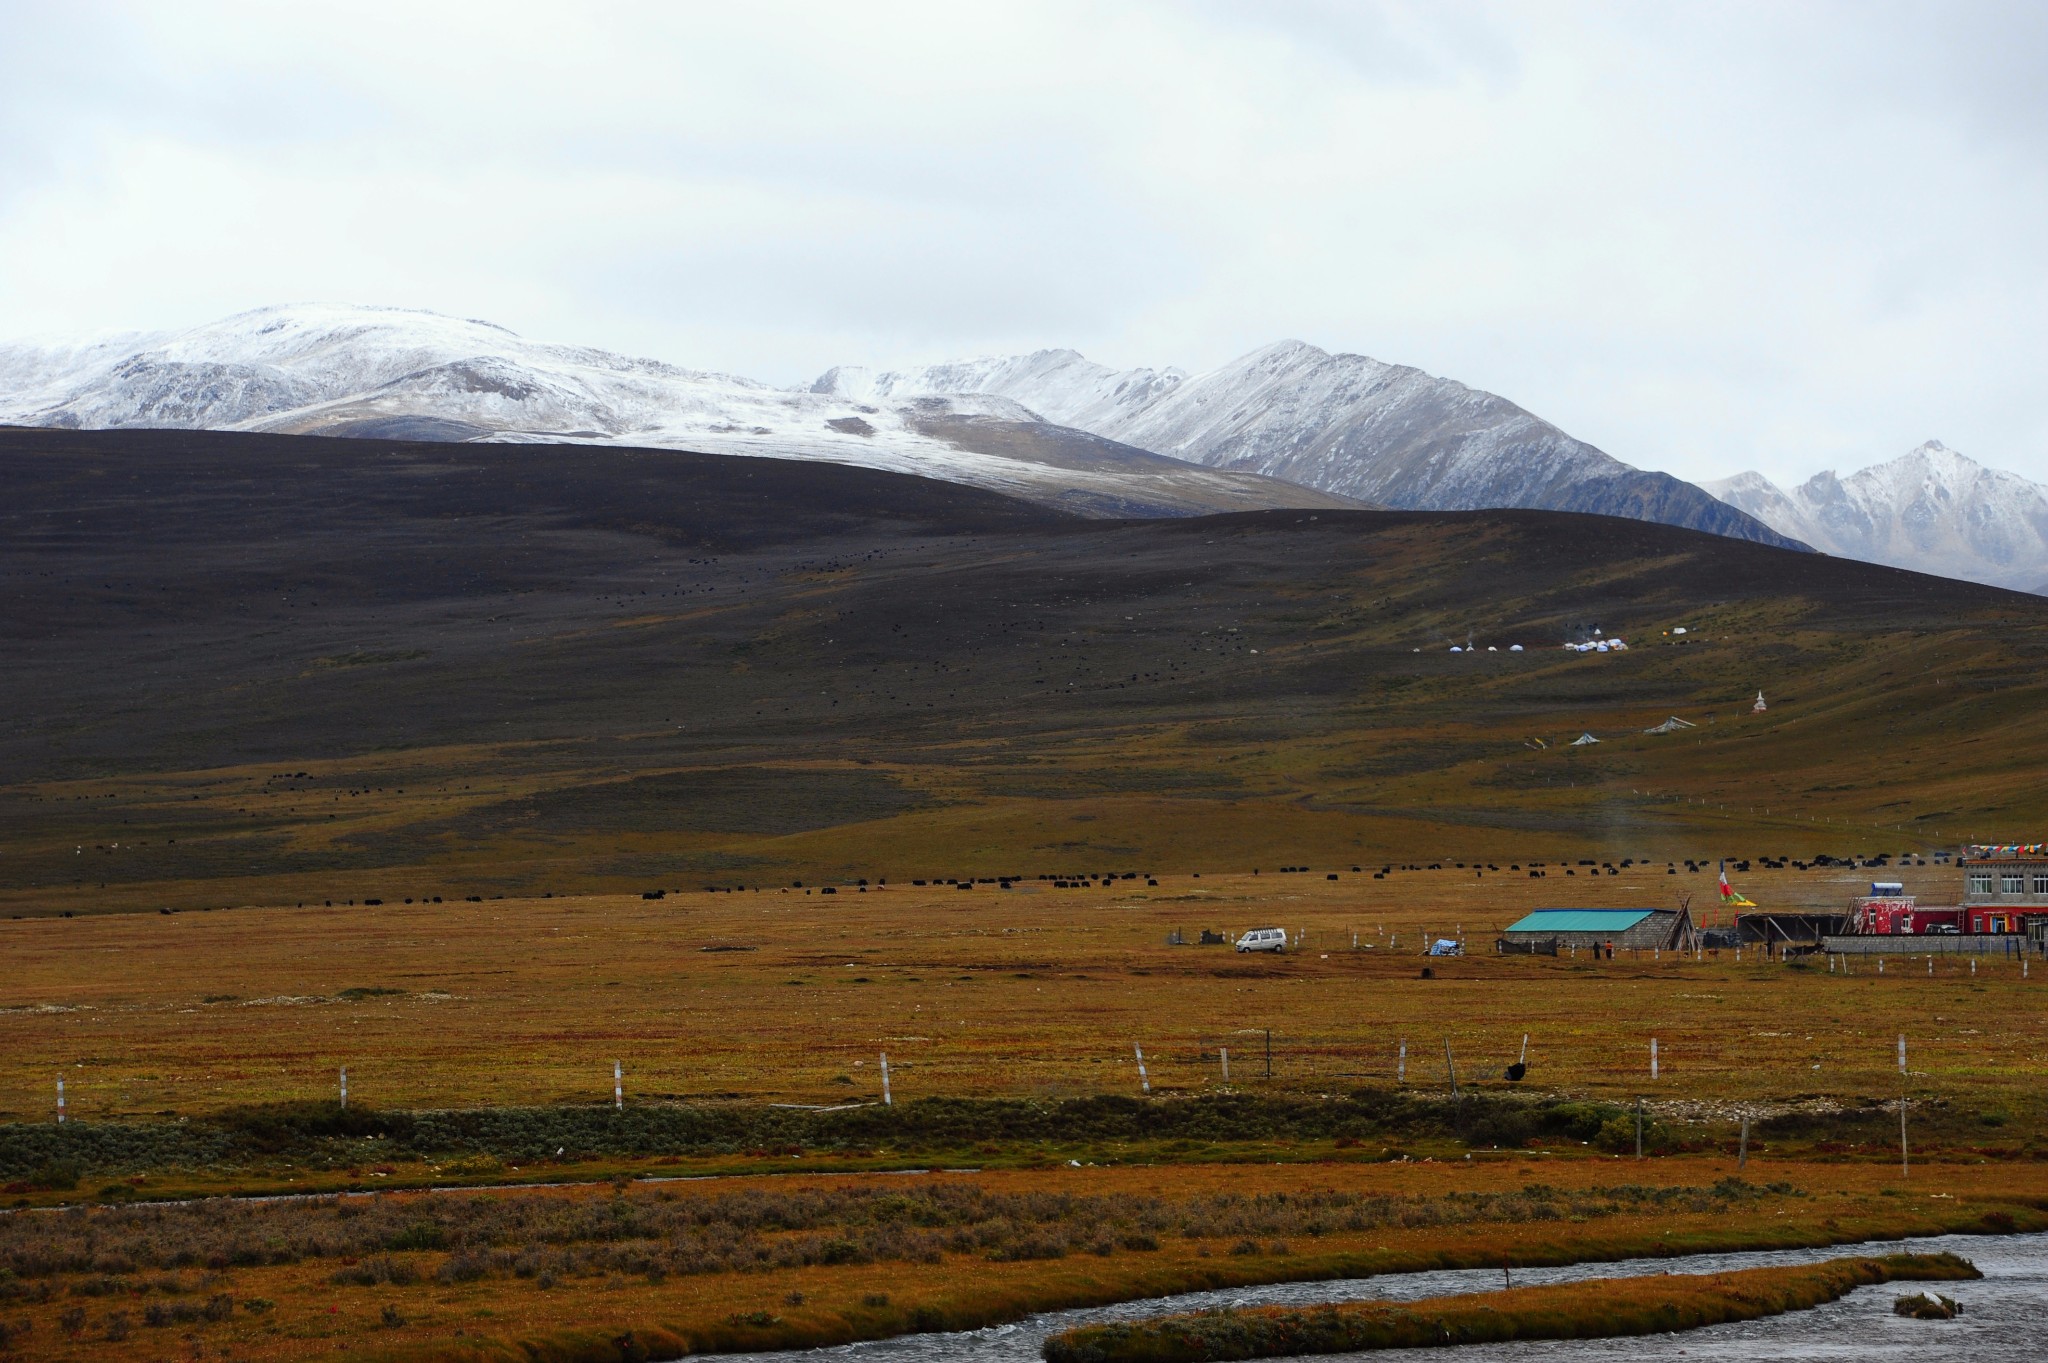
left=1752, top=690, right=1767, bottom=713
left=1509, top=644, right=1524, bottom=652
left=1570, top=732, right=1600, bottom=746
left=1644, top=716, right=1698, bottom=734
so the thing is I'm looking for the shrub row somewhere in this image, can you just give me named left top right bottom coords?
left=0, top=1176, right=1777, bottom=1283
left=0, top=1091, right=1628, bottom=1179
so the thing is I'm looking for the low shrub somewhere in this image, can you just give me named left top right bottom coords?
left=0, top=1169, right=1784, bottom=1291
left=0, top=1090, right=1681, bottom=1180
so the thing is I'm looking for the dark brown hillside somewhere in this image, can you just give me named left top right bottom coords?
left=2, top=426, right=2045, bottom=912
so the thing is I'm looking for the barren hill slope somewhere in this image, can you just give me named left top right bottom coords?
left=2, top=427, right=2042, bottom=912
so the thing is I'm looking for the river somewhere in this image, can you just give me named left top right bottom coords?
left=719, top=1231, right=2047, bottom=1362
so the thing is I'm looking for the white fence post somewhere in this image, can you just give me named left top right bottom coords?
left=1897, top=1034, right=1909, bottom=1178
left=1219, top=1047, right=1230, bottom=1084
left=1650, top=1037, right=1659, bottom=1081
left=613, top=1060, right=623, bottom=1110
left=880, top=1052, right=892, bottom=1106
left=340, top=1066, right=347, bottom=1111
left=56, top=1076, right=65, bottom=1124
left=1135, top=1044, right=1150, bottom=1095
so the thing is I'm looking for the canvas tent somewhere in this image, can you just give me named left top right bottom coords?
left=1644, top=716, right=1697, bottom=734
left=1569, top=732, right=1600, bottom=746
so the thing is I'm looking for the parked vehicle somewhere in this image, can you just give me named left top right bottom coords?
left=1235, top=927, right=1287, bottom=953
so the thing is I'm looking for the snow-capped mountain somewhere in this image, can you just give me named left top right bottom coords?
left=0, top=305, right=1361, bottom=519
left=816, top=341, right=1804, bottom=549
left=0, top=305, right=1807, bottom=545
left=1705, top=442, right=2048, bottom=590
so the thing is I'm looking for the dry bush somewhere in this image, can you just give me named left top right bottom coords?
left=0, top=1179, right=1777, bottom=1291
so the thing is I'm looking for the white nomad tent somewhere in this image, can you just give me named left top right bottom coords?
left=1644, top=716, right=1697, bottom=734
left=1570, top=732, right=1600, bottom=746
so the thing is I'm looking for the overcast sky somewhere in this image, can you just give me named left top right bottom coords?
left=2, top=1, right=2044, bottom=486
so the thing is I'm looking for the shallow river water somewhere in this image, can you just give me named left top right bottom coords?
left=721, top=1231, right=2048, bottom=1363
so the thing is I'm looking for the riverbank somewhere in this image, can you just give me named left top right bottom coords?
left=1040, top=1253, right=1980, bottom=1361
left=0, top=1159, right=2039, bottom=1363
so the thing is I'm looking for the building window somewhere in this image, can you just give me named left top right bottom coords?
left=1969, top=873, right=1994, bottom=894
left=2033, top=874, right=2048, bottom=895
left=2003, top=874, right=2025, bottom=894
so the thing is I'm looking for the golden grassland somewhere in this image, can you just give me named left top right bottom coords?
left=0, top=866, right=2041, bottom=1128
left=1040, top=1252, right=1981, bottom=1361
left=0, top=1162, right=2035, bottom=1363
left=3, top=867, right=2046, bottom=1362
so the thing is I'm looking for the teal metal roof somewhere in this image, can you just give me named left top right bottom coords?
left=1504, top=908, right=1657, bottom=933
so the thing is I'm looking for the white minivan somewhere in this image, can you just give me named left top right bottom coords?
left=1235, top=927, right=1287, bottom=953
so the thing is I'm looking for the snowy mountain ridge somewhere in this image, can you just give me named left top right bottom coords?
left=2, top=303, right=1804, bottom=546
left=1705, top=442, right=2048, bottom=591
left=817, top=340, right=1804, bottom=548
left=0, top=304, right=1359, bottom=519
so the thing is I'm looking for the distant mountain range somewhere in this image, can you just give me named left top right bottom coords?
left=0, top=305, right=1360, bottom=520
left=817, top=341, right=1800, bottom=546
left=0, top=303, right=1797, bottom=548
left=1705, top=442, right=2048, bottom=592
